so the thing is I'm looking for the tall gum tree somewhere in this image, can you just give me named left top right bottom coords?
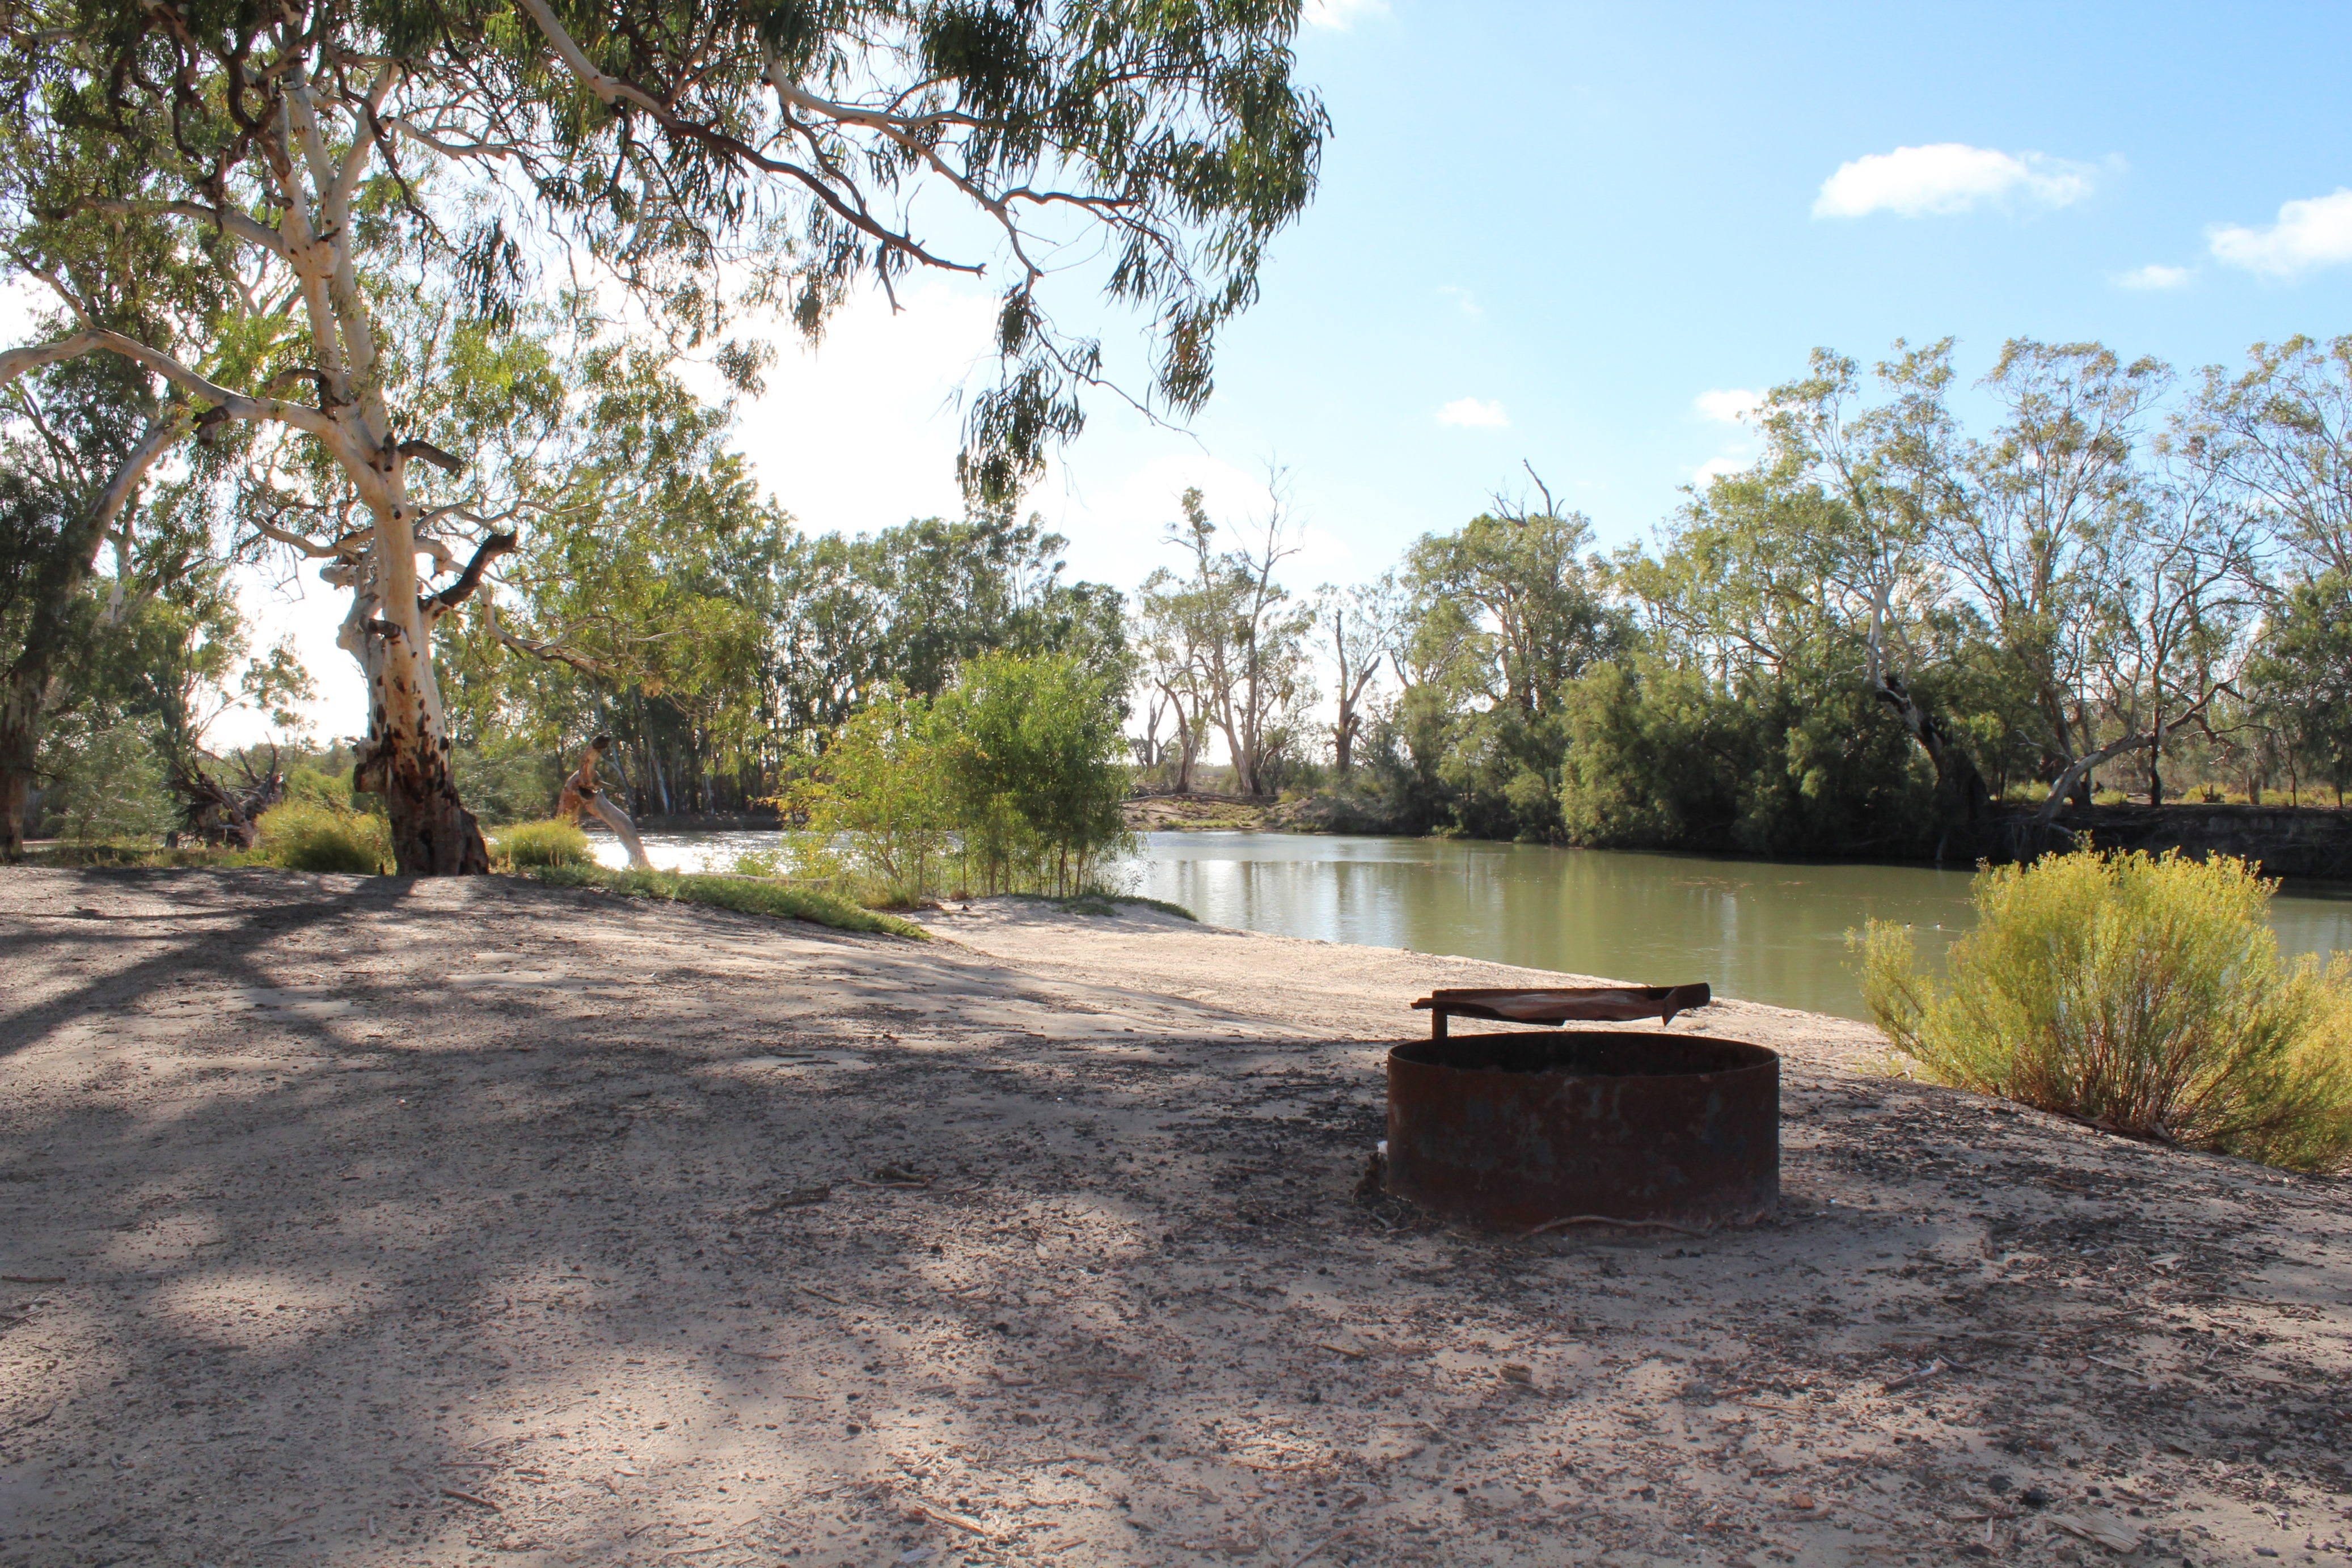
left=1762, top=344, right=1998, bottom=840
left=0, top=0, right=1326, bottom=872
left=0, top=149, right=236, bottom=857
left=0, top=354, right=191, bottom=856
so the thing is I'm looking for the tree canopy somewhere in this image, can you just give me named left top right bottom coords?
left=0, top=0, right=1326, bottom=870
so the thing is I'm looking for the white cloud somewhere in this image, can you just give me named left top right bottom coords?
left=1436, top=284, right=1482, bottom=318
left=2112, top=263, right=2193, bottom=290
left=1304, top=0, right=1387, bottom=28
left=1813, top=143, right=2096, bottom=219
left=2209, top=189, right=2352, bottom=279
left=1435, top=397, right=1510, bottom=429
left=1693, top=455, right=1749, bottom=487
left=1694, top=388, right=1762, bottom=424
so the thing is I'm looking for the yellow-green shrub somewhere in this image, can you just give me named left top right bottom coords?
left=253, top=801, right=391, bottom=876
left=1859, top=847, right=2352, bottom=1173
left=493, top=818, right=592, bottom=868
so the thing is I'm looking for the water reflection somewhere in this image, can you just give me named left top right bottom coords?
left=1114, top=834, right=1983, bottom=1018
left=603, top=828, right=2352, bottom=1022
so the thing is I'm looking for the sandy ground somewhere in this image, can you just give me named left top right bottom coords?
left=1119, top=797, right=1277, bottom=832
left=1, top=868, right=2348, bottom=1568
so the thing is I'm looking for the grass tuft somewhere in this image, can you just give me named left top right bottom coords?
left=1858, top=845, right=2352, bottom=1173
left=524, top=862, right=928, bottom=939
left=491, top=818, right=592, bottom=868
left=254, top=801, right=391, bottom=875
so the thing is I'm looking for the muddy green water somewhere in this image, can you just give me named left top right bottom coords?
left=615, top=829, right=2352, bottom=1022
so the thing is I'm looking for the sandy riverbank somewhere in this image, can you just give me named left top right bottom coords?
left=1, top=868, right=2346, bottom=1567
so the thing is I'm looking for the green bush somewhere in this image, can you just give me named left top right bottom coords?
left=47, top=724, right=178, bottom=844
left=730, top=847, right=785, bottom=878
left=253, top=801, right=392, bottom=875
left=778, top=649, right=1132, bottom=903
left=280, top=763, right=360, bottom=813
left=493, top=818, right=592, bottom=868
left=1859, top=847, right=2352, bottom=1173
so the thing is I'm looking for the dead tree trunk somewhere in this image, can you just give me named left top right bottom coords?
left=1160, top=681, right=1204, bottom=794
left=557, top=733, right=653, bottom=870
left=1333, top=650, right=1379, bottom=776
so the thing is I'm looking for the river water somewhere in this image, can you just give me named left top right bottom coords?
left=603, top=829, right=2352, bottom=1021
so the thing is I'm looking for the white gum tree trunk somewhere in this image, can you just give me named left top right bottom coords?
left=0, top=64, right=509, bottom=874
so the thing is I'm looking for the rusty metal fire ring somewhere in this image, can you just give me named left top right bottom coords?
left=1384, top=1031, right=1779, bottom=1231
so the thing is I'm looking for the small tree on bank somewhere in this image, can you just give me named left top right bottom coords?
left=1138, top=485, right=1315, bottom=797
left=783, top=651, right=1130, bottom=902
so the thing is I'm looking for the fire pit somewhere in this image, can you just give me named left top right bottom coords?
left=1384, top=988, right=1779, bottom=1231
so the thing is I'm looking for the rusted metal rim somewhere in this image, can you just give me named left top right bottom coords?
left=1410, top=984, right=1712, bottom=1038
left=1384, top=1031, right=1780, bottom=1231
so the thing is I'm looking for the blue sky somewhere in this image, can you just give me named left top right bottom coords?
left=729, top=0, right=2352, bottom=582
left=224, top=0, right=2352, bottom=741
left=1062, top=0, right=2352, bottom=567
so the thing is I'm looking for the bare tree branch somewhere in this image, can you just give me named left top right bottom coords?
left=427, top=530, right=514, bottom=613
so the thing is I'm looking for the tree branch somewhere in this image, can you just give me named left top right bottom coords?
left=494, top=624, right=618, bottom=678
left=250, top=507, right=369, bottom=560
left=0, top=329, right=112, bottom=386
left=427, top=531, right=515, bottom=613
left=387, top=117, right=516, bottom=162
left=508, top=0, right=979, bottom=276
left=92, top=411, right=192, bottom=542
left=0, top=328, right=334, bottom=437
left=398, top=438, right=463, bottom=474
left=50, top=196, right=288, bottom=257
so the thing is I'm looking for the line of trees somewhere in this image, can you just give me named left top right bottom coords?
left=1241, top=336, right=2352, bottom=858
left=14, top=327, right=2352, bottom=869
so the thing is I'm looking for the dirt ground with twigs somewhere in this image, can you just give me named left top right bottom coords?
left=1, top=866, right=2348, bottom=1568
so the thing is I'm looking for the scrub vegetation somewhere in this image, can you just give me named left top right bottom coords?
left=526, top=862, right=926, bottom=940
left=1861, top=846, right=2352, bottom=1172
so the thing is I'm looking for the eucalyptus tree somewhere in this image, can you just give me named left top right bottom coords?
left=438, top=337, right=789, bottom=806
left=750, top=511, right=1125, bottom=756
left=1139, top=485, right=1314, bottom=797
left=0, top=350, right=206, bottom=856
left=1133, top=567, right=1214, bottom=793
left=2190, top=335, right=2352, bottom=584
left=1715, top=344, right=1999, bottom=832
left=0, top=0, right=1327, bottom=871
left=2183, top=336, right=2352, bottom=800
left=0, top=165, right=231, bottom=856
left=1312, top=579, right=1387, bottom=775
left=1946, top=341, right=2169, bottom=801
left=1402, top=497, right=1619, bottom=722
left=2248, top=573, right=2352, bottom=805
left=2033, top=448, right=2260, bottom=814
